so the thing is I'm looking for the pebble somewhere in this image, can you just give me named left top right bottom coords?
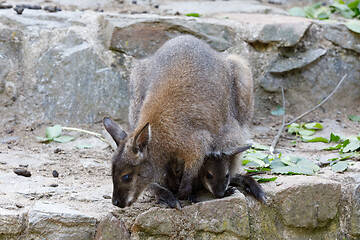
left=13, top=6, right=24, bottom=14
left=5, top=129, right=14, bottom=134
left=54, top=148, right=63, bottom=154
left=15, top=203, right=24, bottom=208
left=0, top=4, right=12, bottom=9
left=16, top=4, right=41, bottom=10
left=44, top=6, right=61, bottom=12
left=52, top=170, right=59, bottom=178
left=0, top=136, right=19, bottom=144
left=14, top=168, right=31, bottom=177
left=103, top=195, right=111, bottom=199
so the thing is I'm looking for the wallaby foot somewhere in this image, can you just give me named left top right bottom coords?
left=231, top=174, right=267, bottom=204
left=149, top=183, right=182, bottom=209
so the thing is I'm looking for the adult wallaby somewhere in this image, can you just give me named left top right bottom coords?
left=104, top=35, right=255, bottom=208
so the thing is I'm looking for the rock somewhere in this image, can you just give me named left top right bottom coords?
left=351, top=183, right=360, bottom=236
left=35, top=30, right=128, bottom=124
left=131, top=192, right=250, bottom=239
left=271, top=176, right=341, bottom=228
left=106, top=15, right=236, bottom=58
left=158, top=1, right=288, bottom=16
left=0, top=208, right=26, bottom=235
left=322, top=22, right=360, bottom=54
left=28, top=202, right=97, bottom=240
left=218, top=13, right=312, bottom=47
left=94, top=213, right=131, bottom=240
left=0, top=136, right=19, bottom=144
left=269, top=48, right=327, bottom=73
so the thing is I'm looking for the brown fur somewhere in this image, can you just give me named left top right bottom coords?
left=104, top=35, right=255, bottom=208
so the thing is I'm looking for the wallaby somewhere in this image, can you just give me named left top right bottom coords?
left=104, top=35, right=256, bottom=208
left=165, top=145, right=267, bottom=204
left=197, top=145, right=266, bottom=204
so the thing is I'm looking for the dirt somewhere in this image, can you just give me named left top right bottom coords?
left=0, top=107, right=359, bottom=222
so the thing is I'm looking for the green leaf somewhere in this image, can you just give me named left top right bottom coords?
left=280, top=156, right=297, bottom=166
left=287, top=123, right=301, bottom=134
left=342, top=139, right=360, bottom=152
left=254, top=176, right=278, bottom=183
left=185, top=13, right=200, bottom=17
left=304, top=122, right=323, bottom=130
left=297, top=159, right=320, bottom=172
left=271, top=106, right=285, bottom=116
left=347, top=0, right=360, bottom=11
left=304, top=5, right=317, bottom=18
left=301, top=136, right=329, bottom=143
left=346, top=20, right=360, bottom=33
left=53, top=135, right=75, bottom=143
left=322, top=144, right=343, bottom=151
left=288, top=7, right=307, bottom=17
left=76, top=144, right=92, bottom=149
left=251, top=144, right=270, bottom=151
left=312, top=1, right=323, bottom=9
left=269, top=158, right=286, bottom=169
left=330, top=133, right=341, bottom=143
left=36, top=136, right=52, bottom=143
left=331, top=3, right=356, bottom=18
left=316, top=11, right=330, bottom=19
left=298, top=128, right=316, bottom=136
left=272, top=165, right=314, bottom=175
left=348, top=114, right=360, bottom=122
left=46, top=124, right=62, bottom=139
left=331, top=161, right=348, bottom=172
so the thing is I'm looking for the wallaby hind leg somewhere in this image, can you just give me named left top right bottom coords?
left=231, top=174, right=267, bottom=204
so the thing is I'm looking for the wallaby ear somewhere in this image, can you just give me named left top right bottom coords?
left=132, top=123, right=151, bottom=154
left=230, top=144, right=252, bottom=157
left=103, top=117, right=127, bottom=146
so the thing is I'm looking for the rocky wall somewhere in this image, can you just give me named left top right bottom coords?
left=0, top=9, right=359, bottom=127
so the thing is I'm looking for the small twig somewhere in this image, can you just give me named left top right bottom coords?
left=286, top=74, right=347, bottom=126
left=269, top=74, right=347, bottom=155
left=62, top=126, right=106, bottom=142
left=270, top=85, right=286, bottom=155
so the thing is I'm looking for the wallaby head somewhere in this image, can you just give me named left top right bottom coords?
left=199, top=145, right=251, bottom=198
left=103, top=117, right=154, bottom=208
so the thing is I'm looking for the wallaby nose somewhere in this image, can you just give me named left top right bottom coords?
left=112, top=199, right=120, bottom=207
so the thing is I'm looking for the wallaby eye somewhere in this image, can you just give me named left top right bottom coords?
left=225, top=173, right=230, bottom=179
left=206, top=172, right=213, bottom=179
left=121, top=174, right=132, bottom=183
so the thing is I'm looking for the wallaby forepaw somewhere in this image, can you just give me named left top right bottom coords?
left=177, top=185, right=192, bottom=200
left=224, top=186, right=237, bottom=197
left=188, top=194, right=198, bottom=204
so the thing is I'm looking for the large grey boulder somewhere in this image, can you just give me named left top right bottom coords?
left=131, top=192, right=250, bottom=239
left=28, top=202, right=97, bottom=240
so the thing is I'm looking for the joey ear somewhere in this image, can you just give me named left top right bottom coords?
left=103, top=117, right=127, bottom=146
left=230, top=144, right=252, bottom=157
left=133, top=123, right=151, bottom=154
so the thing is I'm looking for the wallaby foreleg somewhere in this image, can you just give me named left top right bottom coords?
left=148, top=183, right=182, bottom=209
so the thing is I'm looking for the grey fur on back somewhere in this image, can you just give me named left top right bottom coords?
left=128, top=35, right=254, bottom=157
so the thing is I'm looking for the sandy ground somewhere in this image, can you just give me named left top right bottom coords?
left=0, top=107, right=359, bottom=222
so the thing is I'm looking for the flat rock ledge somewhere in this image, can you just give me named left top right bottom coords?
left=1, top=175, right=359, bottom=239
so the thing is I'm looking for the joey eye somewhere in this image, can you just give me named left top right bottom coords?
left=121, top=174, right=132, bottom=183
left=225, top=173, right=230, bottom=179
left=206, top=173, right=213, bottom=179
